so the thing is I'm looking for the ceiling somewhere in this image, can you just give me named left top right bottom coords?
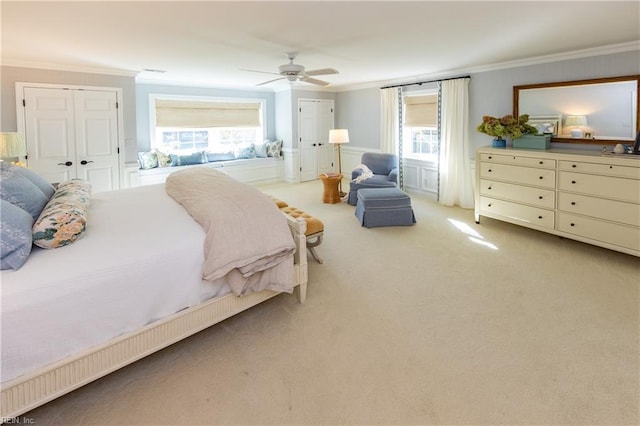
left=2, top=1, right=639, bottom=91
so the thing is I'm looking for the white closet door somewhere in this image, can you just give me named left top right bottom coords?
left=74, top=90, right=120, bottom=192
left=22, top=86, right=121, bottom=192
left=298, top=99, right=334, bottom=182
left=23, top=87, right=76, bottom=184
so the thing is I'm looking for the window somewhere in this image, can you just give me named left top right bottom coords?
left=151, top=96, right=265, bottom=153
left=402, top=93, right=439, bottom=161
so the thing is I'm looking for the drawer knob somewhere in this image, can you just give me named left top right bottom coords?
left=571, top=202, right=576, bottom=205
left=539, top=161, right=543, bottom=165
left=488, top=156, right=492, bottom=159
left=609, top=166, right=613, bottom=169
left=488, top=186, right=492, bottom=190
left=538, top=216, right=543, bottom=219
left=571, top=180, right=576, bottom=184
left=539, top=176, right=543, bottom=179
left=488, top=203, right=492, bottom=207
left=570, top=223, right=575, bottom=227
left=538, top=196, right=543, bottom=199
left=488, top=169, right=492, bottom=172
left=572, top=164, right=577, bottom=168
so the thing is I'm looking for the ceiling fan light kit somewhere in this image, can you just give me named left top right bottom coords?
left=242, top=53, right=338, bottom=87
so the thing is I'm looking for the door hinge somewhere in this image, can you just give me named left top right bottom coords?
left=117, top=147, right=120, bottom=154
left=299, top=107, right=302, bottom=112
left=22, top=99, right=25, bottom=107
left=116, top=102, right=119, bottom=109
left=331, top=108, right=334, bottom=113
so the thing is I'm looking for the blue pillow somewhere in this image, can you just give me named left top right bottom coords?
left=0, top=166, right=49, bottom=221
left=169, top=152, right=206, bottom=166
left=235, top=145, right=256, bottom=159
left=1, top=162, right=55, bottom=198
left=205, top=151, right=236, bottom=162
left=1, top=199, right=34, bottom=270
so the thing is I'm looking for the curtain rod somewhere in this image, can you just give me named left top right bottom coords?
left=381, top=75, right=470, bottom=90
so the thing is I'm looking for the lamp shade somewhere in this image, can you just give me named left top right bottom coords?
left=565, top=115, right=588, bottom=127
left=0, top=133, right=26, bottom=158
left=329, top=129, right=350, bottom=144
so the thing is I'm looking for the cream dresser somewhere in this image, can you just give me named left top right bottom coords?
left=475, top=147, right=640, bottom=257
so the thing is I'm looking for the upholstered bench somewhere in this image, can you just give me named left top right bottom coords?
left=268, top=196, right=325, bottom=263
left=355, top=187, right=416, bottom=228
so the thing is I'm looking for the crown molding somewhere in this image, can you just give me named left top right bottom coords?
left=330, top=41, right=640, bottom=93
left=1, top=59, right=139, bottom=78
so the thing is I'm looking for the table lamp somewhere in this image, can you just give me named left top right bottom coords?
left=565, top=115, right=588, bottom=138
left=0, top=132, right=27, bottom=162
left=329, top=128, right=350, bottom=196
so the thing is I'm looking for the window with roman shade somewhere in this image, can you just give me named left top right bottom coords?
left=155, top=99, right=261, bottom=128
left=403, top=94, right=438, bottom=127
left=402, top=93, right=439, bottom=159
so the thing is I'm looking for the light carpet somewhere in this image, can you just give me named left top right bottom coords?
left=19, top=180, right=640, bottom=425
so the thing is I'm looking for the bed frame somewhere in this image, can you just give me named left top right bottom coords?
left=0, top=214, right=308, bottom=419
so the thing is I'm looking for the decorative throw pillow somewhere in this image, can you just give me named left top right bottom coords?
left=1, top=199, right=34, bottom=270
left=0, top=166, right=50, bottom=221
left=0, top=161, right=55, bottom=199
left=169, top=151, right=207, bottom=166
left=155, top=149, right=172, bottom=167
left=266, top=140, right=283, bottom=158
left=255, top=141, right=269, bottom=158
left=137, top=151, right=158, bottom=169
left=235, top=144, right=257, bottom=159
left=32, top=179, right=92, bottom=249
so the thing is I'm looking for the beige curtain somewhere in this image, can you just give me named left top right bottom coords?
left=155, top=99, right=261, bottom=128
left=380, top=87, right=400, bottom=154
left=438, top=78, right=474, bottom=208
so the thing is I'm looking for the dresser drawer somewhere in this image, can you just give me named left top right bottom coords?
left=480, top=179, right=555, bottom=209
left=558, top=192, right=640, bottom=226
left=557, top=212, right=640, bottom=251
left=480, top=153, right=555, bottom=169
left=480, top=163, right=556, bottom=188
left=558, top=160, right=640, bottom=179
left=558, top=171, right=640, bottom=203
left=480, top=197, right=554, bottom=229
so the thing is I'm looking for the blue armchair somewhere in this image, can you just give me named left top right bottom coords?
left=347, top=152, right=399, bottom=205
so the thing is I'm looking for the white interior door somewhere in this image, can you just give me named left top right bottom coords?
left=74, top=90, right=120, bottom=192
left=21, top=86, right=121, bottom=192
left=298, top=99, right=334, bottom=182
left=23, top=87, right=76, bottom=184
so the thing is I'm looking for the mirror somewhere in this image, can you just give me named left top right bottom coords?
left=513, top=75, right=639, bottom=145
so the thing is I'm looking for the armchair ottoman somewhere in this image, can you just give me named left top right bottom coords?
left=355, top=187, right=416, bottom=228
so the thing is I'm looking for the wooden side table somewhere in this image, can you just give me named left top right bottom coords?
left=319, top=173, right=343, bottom=204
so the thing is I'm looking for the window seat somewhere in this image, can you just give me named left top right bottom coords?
left=133, top=157, right=284, bottom=187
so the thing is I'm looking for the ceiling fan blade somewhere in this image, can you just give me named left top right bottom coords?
left=300, top=76, right=330, bottom=86
left=257, top=77, right=286, bottom=86
left=240, top=68, right=282, bottom=76
left=305, top=68, right=339, bottom=76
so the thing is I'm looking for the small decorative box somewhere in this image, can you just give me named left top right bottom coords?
left=513, top=134, right=551, bottom=150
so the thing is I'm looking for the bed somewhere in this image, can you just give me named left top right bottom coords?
left=0, top=166, right=308, bottom=419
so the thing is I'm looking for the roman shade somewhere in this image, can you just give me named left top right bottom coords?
left=404, top=95, right=437, bottom=127
left=155, top=99, right=261, bottom=128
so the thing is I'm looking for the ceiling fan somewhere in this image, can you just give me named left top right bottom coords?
left=242, top=53, right=338, bottom=87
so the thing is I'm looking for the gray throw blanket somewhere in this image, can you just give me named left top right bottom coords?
left=165, top=168, right=295, bottom=295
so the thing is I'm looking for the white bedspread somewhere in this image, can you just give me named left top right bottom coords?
left=0, top=184, right=229, bottom=384
left=165, top=168, right=295, bottom=295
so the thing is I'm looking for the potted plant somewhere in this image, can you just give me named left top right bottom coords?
left=477, top=114, right=538, bottom=147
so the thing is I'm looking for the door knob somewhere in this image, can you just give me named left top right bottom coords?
left=57, top=161, right=73, bottom=166
left=80, top=160, right=94, bottom=165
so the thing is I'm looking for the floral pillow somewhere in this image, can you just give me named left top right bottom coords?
left=32, top=180, right=92, bottom=249
left=155, top=149, right=172, bottom=167
left=137, top=151, right=158, bottom=169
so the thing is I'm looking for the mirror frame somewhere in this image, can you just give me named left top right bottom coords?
left=513, top=75, right=640, bottom=145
